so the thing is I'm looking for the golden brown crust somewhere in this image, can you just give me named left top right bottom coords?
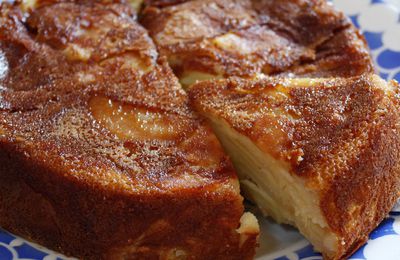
left=152, top=24, right=315, bottom=78
left=188, top=75, right=400, bottom=259
left=252, top=0, right=345, bottom=46
left=141, top=0, right=374, bottom=80
left=27, top=2, right=155, bottom=61
left=0, top=2, right=258, bottom=259
left=0, top=143, right=253, bottom=259
left=285, top=26, right=374, bottom=77
left=141, top=0, right=259, bottom=45
left=320, top=104, right=400, bottom=259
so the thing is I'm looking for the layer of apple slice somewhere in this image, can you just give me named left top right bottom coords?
left=89, top=96, right=186, bottom=141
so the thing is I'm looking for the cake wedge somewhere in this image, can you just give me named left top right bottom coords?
left=188, top=75, right=400, bottom=259
left=141, top=0, right=374, bottom=88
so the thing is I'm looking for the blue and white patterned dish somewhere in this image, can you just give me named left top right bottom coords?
left=1, top=0, right=400, bottom=259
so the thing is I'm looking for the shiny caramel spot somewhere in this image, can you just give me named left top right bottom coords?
left=90, top=96, right=181, bottom=140
left=213, top=33, right=251, bottom=55
left=63, top=44, right=92, bottom=61
left=180, top=71, right=223, bottom=88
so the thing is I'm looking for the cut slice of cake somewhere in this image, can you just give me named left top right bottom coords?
left=188, top=75, right=400, bottom=259
left=0, top=2, right=259, bottom=259
left=141, top=0, right=374, bottom=88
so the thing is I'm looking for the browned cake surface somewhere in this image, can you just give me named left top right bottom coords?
left=0, top=2, right=258, bottom=259
left=141, top=0, right=374, bottom=82
left=188, top=75, right=400, bottom=259
left=143, top=0, right=190, bottom=7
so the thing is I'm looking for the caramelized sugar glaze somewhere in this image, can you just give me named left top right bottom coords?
left=0, top=1, right=259, bottom=259
left=141, top=0, right=374, bottom=86
left=0, top=0, right=393, bottom=259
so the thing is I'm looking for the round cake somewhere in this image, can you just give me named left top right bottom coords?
left=1, top=1, right=398, bottom=260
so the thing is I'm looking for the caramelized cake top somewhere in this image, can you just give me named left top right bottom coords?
left=189, top=75, right=400, bottom=183
left=0, top=1, right=237, bottom=195
left=141, top=0, right=374, bottom=82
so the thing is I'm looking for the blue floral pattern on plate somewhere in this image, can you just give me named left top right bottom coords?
left=0, top=0, right=400, bottom=259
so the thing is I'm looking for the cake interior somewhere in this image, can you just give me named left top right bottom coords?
left=207, top=115, right=338, bottom=258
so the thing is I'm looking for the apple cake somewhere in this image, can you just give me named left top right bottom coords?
left=1, top=0, right=399, bottom=259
